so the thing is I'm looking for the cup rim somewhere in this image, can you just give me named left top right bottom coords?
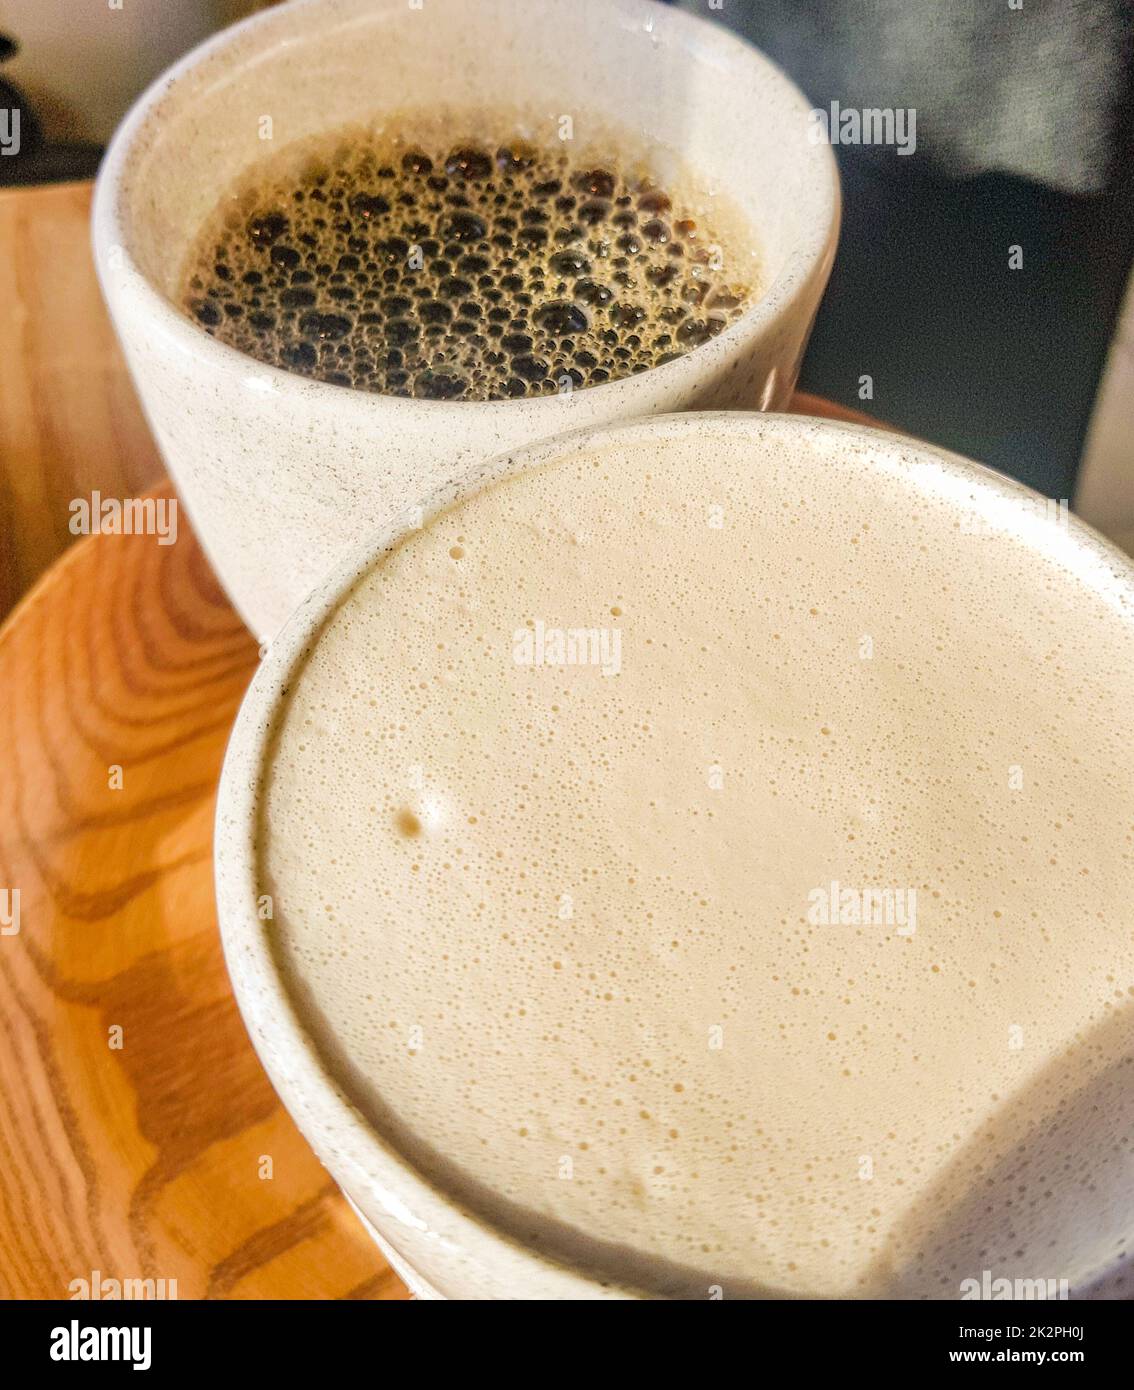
left=92, top=0, right=840, bottom=417
left=214, top=409, right=1134, bottom=1297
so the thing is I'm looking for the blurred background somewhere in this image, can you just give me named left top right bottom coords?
left=0, top=0, right=271, bottom=172
left=0, top=0, right=1131, bottom=591
left=684, top=0, right=1134, bottom=546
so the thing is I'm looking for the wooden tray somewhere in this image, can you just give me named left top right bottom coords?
left=0, top=490, right=412, bottom=1298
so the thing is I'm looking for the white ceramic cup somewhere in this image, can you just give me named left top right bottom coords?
left=92, top=0, right=839, bottom=641
left=214, top=411, right=1134, bottom=1300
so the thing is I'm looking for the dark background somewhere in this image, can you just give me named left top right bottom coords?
left=671, top=0, right=1134, bottom=499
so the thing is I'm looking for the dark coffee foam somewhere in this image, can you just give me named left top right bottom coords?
left=180, top=122, right=756, bottom=400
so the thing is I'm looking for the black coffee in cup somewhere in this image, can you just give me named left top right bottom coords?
left=181, top=121, right=756, bottom=400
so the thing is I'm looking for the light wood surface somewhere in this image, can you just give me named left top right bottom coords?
left=0, top=178, right=876, bottom=1300
left=0, top=183, right=163, bottom=620
left=0, top=481, right=409, bottom=1299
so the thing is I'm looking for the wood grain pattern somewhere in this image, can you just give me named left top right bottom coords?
left=0, top=489, right=408, bottom=1299
left=0, top=183, right=162, bottom=620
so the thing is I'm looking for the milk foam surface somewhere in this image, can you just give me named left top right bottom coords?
left=259, top=419, right=1134, bottom=1297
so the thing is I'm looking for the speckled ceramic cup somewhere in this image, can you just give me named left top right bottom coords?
left=93, top=0, right=839, bottom=641
left=216, top=411, right=1134, bottom=1301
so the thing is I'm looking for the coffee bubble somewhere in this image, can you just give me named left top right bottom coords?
left=180, top=123, right=756, bottom=400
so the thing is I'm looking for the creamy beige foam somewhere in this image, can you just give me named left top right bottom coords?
left=258, top=418, right=1134, bottom=1298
